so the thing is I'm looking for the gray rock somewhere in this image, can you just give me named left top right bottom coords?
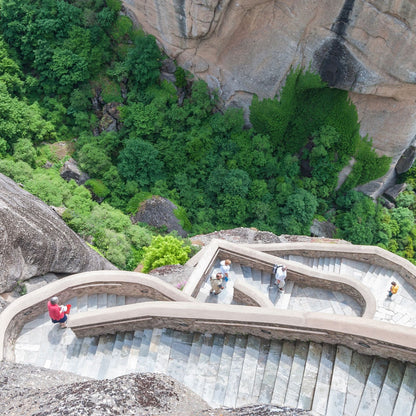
left=383, top=183, right=408, bottom=203
left=0, top=361, right=313, bottom=416
left=131, top=195, right=188, bottom=237
left=60, top=158, right=89, bottom=185
left=0, top=173, right=116, bottom=293
left=395, top=145, right=416, bottom=175
left=310, top=219, right=336, bottom=239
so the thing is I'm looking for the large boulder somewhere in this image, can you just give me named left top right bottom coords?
left=123, top=0, right=416, bottom=195
left=59, top=158, right=89, bottom=185
left=131, top=196, right=188, bottom=237
left=0, top=173, right=116, bottom=293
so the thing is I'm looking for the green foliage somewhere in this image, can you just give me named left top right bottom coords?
left=124, top=34, right=162, bottom=91
left=117, top=138, right=164, bottom=188
left=0, top=1, right=407, bottom=268
left=24, top=169, right=72, bottom=206
left=0, top=158, right=33, bottom=183
left=0, top=82, right=56, bottom=150
left=85, top=179, right=110, bottom=199
left=13, top=138, right=37, bottom=167
left=141, top=235, right=191, bottom=272
left=342, top=136, right=391, bottom=190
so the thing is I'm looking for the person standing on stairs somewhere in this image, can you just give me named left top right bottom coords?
left=210, top=272, right=224, bottom=295
left=387, top=281, right=399, bottom=298
left=274, top=264, right=287, bottom=292
left=47, top=296, right=69, bottom=328
left=220, top=259, right=232, bottom=288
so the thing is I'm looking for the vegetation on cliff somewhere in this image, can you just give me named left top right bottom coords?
left=0, top=0, right=414, bottom=269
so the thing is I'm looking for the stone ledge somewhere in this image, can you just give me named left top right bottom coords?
left=0, top=271, right=195, bottom=361
left=68, top=301, right=416, bottom=364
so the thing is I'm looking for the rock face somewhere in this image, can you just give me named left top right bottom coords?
left=123, top=0, right=416, bottom=195
left=0, top=362, right=312, bottom=416
left=0, top=173, right=115, bottom=293
left=131, top=196, right=188, bottom=237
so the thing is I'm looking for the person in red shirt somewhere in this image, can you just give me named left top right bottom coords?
left=47, top=296, right=68, bottom=328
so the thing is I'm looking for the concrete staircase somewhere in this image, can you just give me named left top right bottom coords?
left=196, top=261, right=362, bottom=316
left=13, top=254, right=416, bottom=415
left=15, top=292, right=416, bottom=415
left=282, top=254, right=416, bottom=328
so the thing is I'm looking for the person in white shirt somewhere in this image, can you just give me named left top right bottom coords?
left=274, top=265, right=287, bottom=292
left=220, top=259, right=232, bottom=287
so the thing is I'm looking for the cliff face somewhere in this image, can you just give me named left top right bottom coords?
left=123, top=0, right=416, bottom=194
left=0, top=173, right=116, bottom=293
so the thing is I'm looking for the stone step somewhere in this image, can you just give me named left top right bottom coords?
left=271, top=340, right=295, bottom=405
left=274, top=280, right=294, bottom=309
left=223, top=335, right=247, bottom=408
left=203, top=333, right=225, bottom=405
left=14, top=291, right=416, bottom=415
left=355, top=357, right=389, bottom=416
left=193, top=333, right=215, bottom=398
left=392, top=363, right=416, bottom=416
left=298, top=342, right=322, bottom=410
left=343, top=351, right=373, bottom=416
left=326, top=345, right=353, bottom=416
left=258, top=339, right=283, bottom=403
left=374, top=360, right=406, bottom=416
left=211, top=333, right=236, bottom=407
left=284, top=341, right=308, bottom=408
left=236, top=335, right=261, bottom=407
left=311, top=344, right=336, bottom=415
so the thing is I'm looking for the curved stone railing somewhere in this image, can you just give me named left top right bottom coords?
left=184, top=239, right=375, bottom=317
left=233, top=280, right=275, bottom=308
left=250, top=242, right=416, bottom=290
left=0, top=270, right=195, bottom=361
left=67, top=301, right=416, bottom=364
left=4, top=239, right=416, bottom=369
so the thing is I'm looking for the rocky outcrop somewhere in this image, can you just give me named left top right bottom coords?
left=131, top=196, right=188, bottom=237
left=0, top=362, right=311, bottom=416
left=60, top=158, right=89, bottom=185
left=0, top=173, right=115, bottom=293
left=123, top=0, right=416, bottom=195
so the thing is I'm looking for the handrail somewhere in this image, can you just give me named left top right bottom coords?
left=248, top=242, right=416, bottom=289
left=183, top=239, right=375, bottom=317
left=67, top=301, right=416, bottom=364
left=0, top=270, right=195, bottom=361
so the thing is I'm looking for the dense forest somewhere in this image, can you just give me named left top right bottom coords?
left=0, top=0, right=415, bottom=271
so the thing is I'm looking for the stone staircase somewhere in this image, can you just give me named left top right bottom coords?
left=196, top=261, right=362, bottom=316
left=281, top=254, right=416, bottom=328
left=15, top=292, right=416, bottom=415
left=12, top=253, right=416, bottom=415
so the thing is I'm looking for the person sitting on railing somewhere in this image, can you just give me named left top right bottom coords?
left=210, top=272, right=224, bottom=295
left=47, top=296, right=69, bottom=328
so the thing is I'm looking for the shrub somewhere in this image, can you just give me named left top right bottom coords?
left=141, top=235, right=191, bottom=272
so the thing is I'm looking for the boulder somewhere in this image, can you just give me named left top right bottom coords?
left=131, top=196, right=188, bottom=237
left=396, top=145, right=416, bottom=175
left=0, top=173, right=116, bottom=293
left=310, top=219, right=337, bottom=239
left=59, top=158, right=89, bottom=185
left=383, top=183, right=408, bottom=203
left=123, top=0, right=416, bottom=195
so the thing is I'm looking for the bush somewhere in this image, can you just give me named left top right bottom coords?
left=141, top=235, right=191, bottom=272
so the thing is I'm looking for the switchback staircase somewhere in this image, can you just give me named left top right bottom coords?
left=3, top=240, right=416, bottom=415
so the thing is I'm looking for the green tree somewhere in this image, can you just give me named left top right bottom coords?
left=117, top=138, right=164, bottom=188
